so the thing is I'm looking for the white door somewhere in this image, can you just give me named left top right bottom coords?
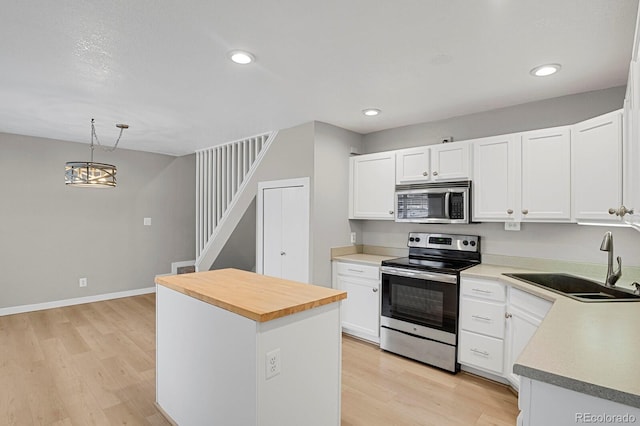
left=505, top=305, right=541, bottom=389
left=395, top=146, right=430, bottom=183
left=350, top=152, right=396, bottom=219
left=520, top=127, right=571, bottom=221
left=472, top=134, right=521, bottom=221
left=337, top=275, right=380, bottom=340
left=572, top=111, right=622, bottom=222
left=430, top=141, right=470, bottom=181
left=258, top=178, right=309, bottom=283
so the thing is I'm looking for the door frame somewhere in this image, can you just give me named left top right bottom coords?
left=256, top=177, right=310, bottom=282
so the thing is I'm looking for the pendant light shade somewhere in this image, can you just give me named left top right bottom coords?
left=65, top=119, right=128, bottom=188
left=64, top=161, right=117, bottom=188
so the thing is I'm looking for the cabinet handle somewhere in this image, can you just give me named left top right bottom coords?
left=617, top=206, right=634, bottom=217
left=472, top=315, right=491, bottom=321
left=372, top=288, right=378, bottom=293
left=422, top=171, right=428, bottom=176
left=507, top=209, right=514, bottom=215
left=505, top=312, right=513, bottom=319
left=471, top=288, right=492, bottom=294
left=347, top=268, right=364, bottom=273
left=388, top=210, right=394, bottom=215
left=280, top=251, right=286, bottom=256
left=608, top=207, right=618, bottom=215
left=433, top=171, right=439, bottom=176
left=522, top=209, right=529, bottom=215
left=471, top=348, right=489, bottom=357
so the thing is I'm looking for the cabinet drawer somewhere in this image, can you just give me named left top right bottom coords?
left=336, top=262, right=379, bottom=280
left=458, top=330, right=504, bottom=374
left=459, top=298, right=506, bottom=338
left=461, top=277, right=506, bottom=302
left=509, top=287, right=553, bottom=319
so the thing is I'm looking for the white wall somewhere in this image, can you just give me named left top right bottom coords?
left=0, top=132, right=195, bottom=308
left=359, top=85, right=640, bottom=267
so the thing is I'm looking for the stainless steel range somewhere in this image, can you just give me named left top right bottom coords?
left=380, top=232, right=481, bottom=372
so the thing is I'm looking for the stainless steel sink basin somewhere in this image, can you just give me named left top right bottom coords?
left=503, top=273, right=640, bottom=302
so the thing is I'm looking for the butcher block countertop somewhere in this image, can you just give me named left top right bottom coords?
left=155, top=268, right=347, bottom=322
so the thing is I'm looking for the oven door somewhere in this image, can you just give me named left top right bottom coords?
left=380, top=267, right=458, bottom=336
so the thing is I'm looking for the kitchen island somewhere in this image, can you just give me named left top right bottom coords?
left=155, top=268, right=347, bottom=426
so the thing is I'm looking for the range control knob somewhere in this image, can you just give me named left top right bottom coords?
left=463, top=240, right=469, bottom=246
left=409, top=237, right=415, bottom=242
left=470, top=241, right=476, bottom=247
left=415, top=237, right=421, bottom=242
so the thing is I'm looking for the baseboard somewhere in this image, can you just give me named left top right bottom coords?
left=0, top=287, right=156, bottom=316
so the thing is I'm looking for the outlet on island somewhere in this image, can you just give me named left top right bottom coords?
left=265, top=348, right=281, bottom=379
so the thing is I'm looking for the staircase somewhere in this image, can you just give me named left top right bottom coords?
left=195, top=131, right=277, bottom=271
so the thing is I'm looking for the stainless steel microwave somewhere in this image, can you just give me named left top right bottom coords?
left=395, top=181, right=471, bottom=224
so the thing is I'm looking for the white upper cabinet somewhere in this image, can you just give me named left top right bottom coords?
left=472, top=134, right=521, bottom=221
left=349, top=151, right=396, bottom=220
left=430, top=141, right=471, bottom=181
left=520, top=127, right=571, bottom=221
left=623, top=60, right=640, bottom=228
left=396, top=141, right=471, bottom=184
left=395, top=146, right=430, bottom=184
left=572, top=110, right=623, bottom=222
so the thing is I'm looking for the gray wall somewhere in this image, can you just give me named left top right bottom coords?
left=0, top=132, right=196, bottom=308
left=358, top=85, right=640, bottom=267
left=312, top=122, right=363, bottom=287
left=363, top=86, right=626, bottom=152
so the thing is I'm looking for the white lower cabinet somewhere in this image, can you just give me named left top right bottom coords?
left=505, top=287, right=552, bottom=390
left=332, top=261, right=380, bottom=343
left=459, top=276, right=552, bottom=390
left=458, top=277, right=507, bottom=375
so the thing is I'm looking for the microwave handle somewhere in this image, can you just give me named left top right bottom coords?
left=444, top=192, right=451, bottom=219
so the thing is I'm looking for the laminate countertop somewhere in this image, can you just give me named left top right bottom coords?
left=331, top=253, right=399, bottom=266
left=463, top=264, right=640, bottom=409
left=155, top=268, right=347, bottom=323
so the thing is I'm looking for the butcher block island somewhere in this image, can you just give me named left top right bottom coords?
left=155, top=268, right=347, bottom=426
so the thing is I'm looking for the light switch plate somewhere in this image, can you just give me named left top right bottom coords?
left=144, top=217, right=152, bottom=226
left=350, top=232, right=357, bottom=244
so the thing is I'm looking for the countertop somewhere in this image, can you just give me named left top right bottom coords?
left=155, top=268, right=347, bottom=322
left=332, top=253, right=399, bottom=266
left=463, top=264, right=640, bottom=408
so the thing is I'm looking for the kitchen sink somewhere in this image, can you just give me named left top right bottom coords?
left=503, top=273, right=640, bottom=302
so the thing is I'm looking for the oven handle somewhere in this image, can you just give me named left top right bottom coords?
left=381, top=266, right=457, bottom=284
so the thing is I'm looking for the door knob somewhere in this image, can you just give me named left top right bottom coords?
left=433, top=171, right=439, bottom=176
left=422, top=171, right=428, bottom=176
left=372, top=288, right=378, bottom=293
left=280, top=251, right=286, bottom=256
left=388, top=210, right=394, bottom=215
left=505, top=312, right=512, bottom=319
left=522, top=209, right=529, bottom=215
left=507, top=209, right=513, bottom=215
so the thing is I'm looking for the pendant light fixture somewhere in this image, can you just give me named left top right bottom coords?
left=65, top=119, right=129, bottom=188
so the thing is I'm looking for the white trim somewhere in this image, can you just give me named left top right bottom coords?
left=0, top=287, right=156, bottom=316
left=256, top=177, right=311, bottom=282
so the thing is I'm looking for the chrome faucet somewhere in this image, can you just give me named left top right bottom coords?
left=600, top=231, right=622, bottom=287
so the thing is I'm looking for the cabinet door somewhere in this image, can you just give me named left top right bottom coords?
left=350, top=152, right=396, bottom=219
left=472, top=135, right=521, bottom=221
left=431, top=141, right=471, bottom=181
left=520, top=127, right=571, bottom=221
left=337, top=275, right=380, bottom=342
left=572, top=110, right=622, bottom=222
left=396, top=146, right=430, bottom=184
left=623, top=60, right=640, bottom=228
left=505, top=305, right=542, bottom=390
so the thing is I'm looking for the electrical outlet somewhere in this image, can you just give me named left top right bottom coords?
left=350, top=232, right=357, bottom=244
left=144, top=217, right=152, bottom=226
left=79, top=277, right=88, bottom=287
left=265, top=348, right=281, bottom=379
left=504, top=222, right=521, bottom=231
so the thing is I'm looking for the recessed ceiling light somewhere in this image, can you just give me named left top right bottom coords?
left=362, top=108, right=381, bottom=116
left=228, top=50, right=255, bottom=65
left=530, top=63, right=561, bottom=77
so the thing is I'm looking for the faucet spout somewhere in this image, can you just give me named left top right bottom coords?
left=600, top=232, right=622, bottom=287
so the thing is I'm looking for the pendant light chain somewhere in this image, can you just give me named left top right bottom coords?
left=91, top=118, right=127, bottom=153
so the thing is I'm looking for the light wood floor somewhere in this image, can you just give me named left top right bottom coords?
left=0, top=294, right=518, bottom=425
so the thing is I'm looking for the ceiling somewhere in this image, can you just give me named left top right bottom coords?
left=0, top=1, right=638, bottom=156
